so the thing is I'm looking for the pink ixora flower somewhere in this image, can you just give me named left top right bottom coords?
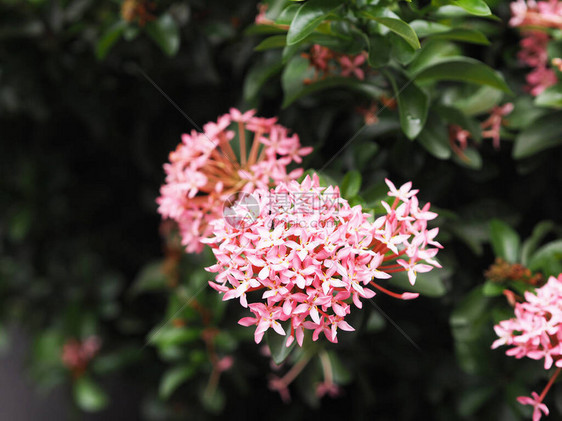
left=205, top=174, right=442, bottom=346
left=302, top=45, right=368, bottom=83
left=481, top=103, right=514, bottom=149
left=518, top=392, right=550, bottom=421
left=510, top=0, right=561, bottom=95
left=157, top=109, right=312, bottom=253
left=61, top=336, right=101, bottom=376
left=493, top=274, right=562, bottom=420
left=339, top=53, right=367, bottom=80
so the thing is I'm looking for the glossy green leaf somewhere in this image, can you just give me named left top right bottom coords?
left=255, top=35, right=286, bottom=51
left=452, top=147, right=482, bottom=169
left=407, top=40, right=461, bottom=75
left=393, top=79, right=429, bottom=139
left=286, top=0, right=342, bottom=45
left=366, top=34, right=391, bottom=68
left=528, top=240, right=562, bottom=277
left=451, top=0, right=492, bottom=16
left=389, top=33, right=417, bottom=65
left=450, top=85, right=504, bottom=116
left=489, top=219, right=520, bottom=263
left=73, top=377, right=109, bottom=412
left=512, top=111, right=562, bottom=158
left=521, top=221, right=555, bottom=265
left=96, top=21, right=126, bottom=60
left=360, top=11, right=420, bottom=49
left=145, top=14, right=180, bottom=57
left=341, top=170, right=362, bottom=198
left=482, top=280, right=505, bottom=296
left=414, top=57, right=511, bottom=93
left=417, top=114, right=452, bottom=159
left=535, top=83, right=562, bottom=109
left=159, top=365, right=196, bottom=399
left=243, top=54, right=283, bottom=105
left=428, top=28, right=489, bottom=45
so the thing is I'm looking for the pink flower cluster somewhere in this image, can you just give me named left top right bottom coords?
left=62, top=336, right=101, bottom=375
left=481, top=103, right=514, bottom=149
left=302, top=45, right=368, bottom=83
left=157, top=109, right=312, bottom=253
left=492, top=274, right=562, bottom=369
left=205, top=175, right=441, bottom=346
left=510, top=0, right=562, bottom=95
left=493, top=274, right=562, bottom=421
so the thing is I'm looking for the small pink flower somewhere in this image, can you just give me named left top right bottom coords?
left=481, top=103, right=514, bottom=149
left=517, top=392, right=549, bottom=421
left=493, top=274, right=562, bottom=419
left=61, top=336, right=101, bottom=376
left=339, top=54, right=367, bottom=80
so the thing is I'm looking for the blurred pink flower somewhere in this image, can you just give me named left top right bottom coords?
left=61, top=336, right=101, bottom=376
left=510, top=1, right=561, bottom=95
left=339, top=53, right=367, bottom=80
left=493, top=274, right=562, bottom=420
left=518, top=392, right=550, bottom=421
left=481, top=103, right=514, bottom=149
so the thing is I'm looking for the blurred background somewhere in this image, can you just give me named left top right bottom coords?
left=2, top=0, right=562, bottom=420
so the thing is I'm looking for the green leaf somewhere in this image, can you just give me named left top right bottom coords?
left=482, top=280, right=505, bottom=297
left=521, top=221, right=555, bottom=265
left=458, top=385, right=496, bottom=416
left=148, top=327, right=200, bottom=347
left=407, top=40, right=461, bottom=75
left=528, top=240, right=562, bottom=277
left=245, top=24, right=287, bottom=35
left=535, top=83, right=562, bottom=109
left=96, top=21, right=127, bottom=60
left=409, top=20, right=451, bottom=37
left=341, top=171, right=362, bottom=198
left=130, top=260, right=167, bottom=295
left=366, top=34, right=391, bottom=68
left=512, top=111, right=562, bottom=159
left=388, top=269, right=448, bottom=297
left=243, top=54, right=283, bottom=105
left=73, top=377, right=109, bottom=412
left=450, top=286, right=490, bottom=340
left=452, top=147, right=482, bottom=169
left=391, top=78, right=429, bottom=139
left=201, top=387, right=225, bottom=414
left=145, top=14, right=180, bottom=56
left=360, top=11, right=420, bottom=49
left=450, top=85, right=504, bottom=116
left=389, top=33, right=417, bottom=65
left=429, top=28, right=490, bottom=45
left=451, top=0, right=492, bottom=16
left=414, top=57, right=511, bottom=93
left=255, top=34, right=287, bottom=51
left=286, top=0, right=342, bottom=46
left=266, top=329, right=295, bottom=365
left=417, top=114, right=452, bottom=159
left=489, top=219, right=520, bottom=263
left=159, top=365, right=196, bottom=399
